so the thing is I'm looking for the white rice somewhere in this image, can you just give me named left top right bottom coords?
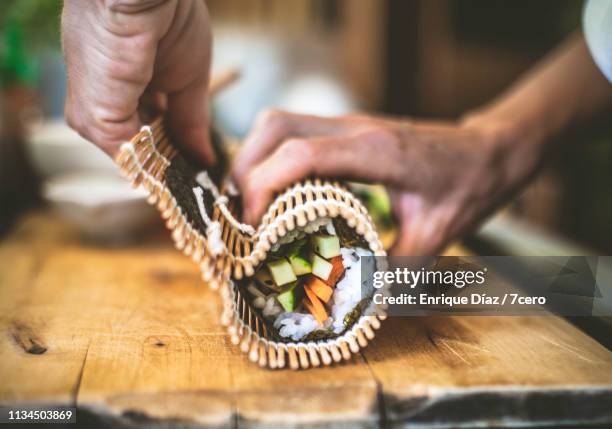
left=270, top=217, right=331, bottom=252
left=274, top=312, right=320, bottom=341
left=330, top=247, right=374, bottom=333
left=262, top=296, right=283, bottom=318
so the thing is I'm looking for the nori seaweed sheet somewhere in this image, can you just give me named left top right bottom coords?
left=164, top=129, right=228, bottom=236
left=332, top=217, right=369, bottom=249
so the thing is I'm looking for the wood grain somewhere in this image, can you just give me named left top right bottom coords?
left=364, top=316, right=612, bottom=426
left=1, top=212, right=612, bottom=428
left=0, top=214, right=89, bottom=404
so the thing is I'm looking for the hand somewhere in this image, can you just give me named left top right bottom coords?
left=62, top=0, right=215, bottom=163
left=232, top=110, right=542, bottom=255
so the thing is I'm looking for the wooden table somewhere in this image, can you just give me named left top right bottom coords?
left=1, top=212, right=612, bottom=428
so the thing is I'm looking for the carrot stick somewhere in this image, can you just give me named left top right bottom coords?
left=305, top=277, right=333, bottom=303
left=326, top=256, right=345, bottom=286
left=304, top=286, right=328, bottom=324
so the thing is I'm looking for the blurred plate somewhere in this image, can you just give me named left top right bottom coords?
left=26, top=120, right=115, bottom=178
left=43, top=172, right=158, bottom=243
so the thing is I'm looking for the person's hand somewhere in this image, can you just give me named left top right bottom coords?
left=232, top=110, right=543, bottom=255
left=62, top=0, right=215, bottom=163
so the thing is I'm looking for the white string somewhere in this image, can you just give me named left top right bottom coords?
left=192, top=187, right=226, bottom=256
left=195, top=171, right=256, bottom=235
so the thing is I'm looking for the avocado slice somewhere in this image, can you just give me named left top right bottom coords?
left=267, top=258, right=297, bottom=286
left=312, top=254, right=333, bottom=281
left=312, top=234, right=341, bottom=259
left=288, top=240, right=312, bottom=275
left=289, top=253, right=312, bottom=275
left=277, top=281, right=298, bottom=312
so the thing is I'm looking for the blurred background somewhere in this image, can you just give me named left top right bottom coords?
left=1, top=0, right=610, bottom=252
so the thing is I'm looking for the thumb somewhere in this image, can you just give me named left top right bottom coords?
left=167, top=76, right=216, bottom=165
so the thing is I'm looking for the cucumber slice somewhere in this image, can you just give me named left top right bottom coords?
left=312, top=254, right=333, bottom=281
left=289, top=253, right=312, bottom=275
left=312, top=234, right=340, bottom=259
left=267, top=259, right=297, bottom=286
left=277, top=281, right=297, bottom=312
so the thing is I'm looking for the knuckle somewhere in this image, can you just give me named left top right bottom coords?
left=279, top=138, right=314, bottom=160
left=64, top=99, right=123, bottom=156
left=360, top=126, right=401, bottom=153
left=343, top=112, right=370, bottom=123
left=105, top=0, right=168, bottom=14
left=64, top=106, right=86, bottom=136
left=373, top=126, right=400, bottom=145
left=256, top=108, right=286, bottom=130
left=105, top=55, right=152, bottom=86
left=64, top=110, right=76, bottom=130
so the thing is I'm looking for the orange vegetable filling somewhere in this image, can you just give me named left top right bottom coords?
left=305, top=276, right=333, bottom=303
left=325, top=256, right=345, bottom=286
left=304, top=285, right=328, bottom=324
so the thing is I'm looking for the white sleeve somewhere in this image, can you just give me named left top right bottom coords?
left=584, top=0, right=612, bottom=83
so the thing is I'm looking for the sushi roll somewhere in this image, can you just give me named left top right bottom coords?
left=115, top=118, right=389, bottom=369
left=219, top=182, right=390, bottom=369
left=241, top=217, right=380, bottom=343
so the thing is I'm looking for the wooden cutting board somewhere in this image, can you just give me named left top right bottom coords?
left=1, top=211, right=612, bottom=428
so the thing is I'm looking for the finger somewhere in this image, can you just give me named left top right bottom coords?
left=242, top=130, right=405, bottom=224
left=62, top=36, right=147, bottom=155
left=145, top=0, right=213, bottom=164
left=389, top=191, right=448, bottom=256
left=389, top=192, right=422, bottom=256
left=138, top=90, right=167, bottom=123
left=64, top=86, right=142, bottom=157
left=167, top=76, right=215, bottom=165
left=231, top=110, right=351, bottom=190
left=61, top=0, right=162, bottom=156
